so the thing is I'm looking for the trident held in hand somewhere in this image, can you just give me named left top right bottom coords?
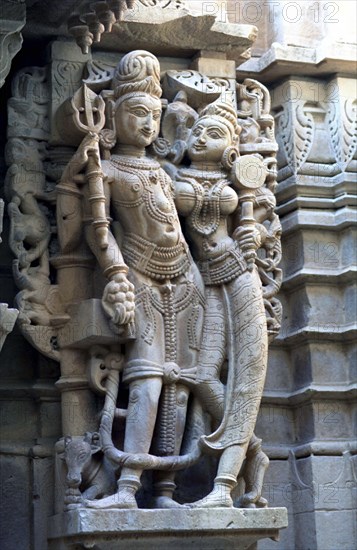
left=70, top=84, right=109, bottom=250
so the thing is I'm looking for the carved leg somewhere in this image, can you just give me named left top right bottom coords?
left=238, top=434, right=269, bottom=508
left=194, top=286, right=226, bottom=422
left=189, top=271, right=268, bottom=509
left=86, top=376, right=163, bottom=509
left=188, top=444, right=249, bottom=508
left=193, top=379, right=225, bottom=423
left=152, top=383, right=190, bottom=509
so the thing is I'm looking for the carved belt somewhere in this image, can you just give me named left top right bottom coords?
left=197, top=243, right=247, bottom=285
left=122, top=233, right=191, bottom=280
left=123, top=360, right=195, bottom=385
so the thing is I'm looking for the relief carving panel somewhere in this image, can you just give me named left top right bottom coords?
left=6, top=49, right=282, bottom=515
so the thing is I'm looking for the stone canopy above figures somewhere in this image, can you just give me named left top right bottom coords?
left=23, top=0, right=257, bottom=59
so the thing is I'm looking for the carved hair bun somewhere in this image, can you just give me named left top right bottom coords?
left=112, top=50, right=162, bottom=100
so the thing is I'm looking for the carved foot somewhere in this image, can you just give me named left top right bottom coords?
left=256, top=496, right=268, bottom=508
left=187, top=486, right=233, bottom=509
left=152, top=496, right=186, bottom=509
left=84, top=490, right=138, bottom=510
left=239, top=443, right=269, bottom=508
left=238, top=492, right=268, bottom=508
left=237, top=493, right=268, bottom=508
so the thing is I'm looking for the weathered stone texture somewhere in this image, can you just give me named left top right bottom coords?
left=0, top=1, right=356, bottom=549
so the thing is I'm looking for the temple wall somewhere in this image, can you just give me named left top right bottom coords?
left=233, top=2, right=357, bottom=548
left=0, top=2, right=356, bottom=549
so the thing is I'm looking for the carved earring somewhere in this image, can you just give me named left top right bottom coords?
left=221, top=146, right=239, bottom=170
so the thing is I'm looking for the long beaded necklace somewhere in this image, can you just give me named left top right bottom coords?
left=179, top=169, right=231, bottom=236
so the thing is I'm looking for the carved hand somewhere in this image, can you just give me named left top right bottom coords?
left=61, top=132, right=101, bottom=183
left=234, top=225, right=266, bottom=255
left=102, top=273, right=135, bottom=326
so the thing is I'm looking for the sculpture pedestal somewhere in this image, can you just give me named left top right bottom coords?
left=48, top=507, right=288, bottom=549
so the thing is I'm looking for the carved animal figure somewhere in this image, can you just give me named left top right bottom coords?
left=13, top=252, right=52, bottom=325
left=58, top=432, right=117, bottom=505
left=8, top=199, right=50, bottom=267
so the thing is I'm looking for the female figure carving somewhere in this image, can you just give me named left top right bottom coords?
left=175, top=96, right=269, bottom=507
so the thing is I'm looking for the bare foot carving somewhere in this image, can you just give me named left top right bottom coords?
left=186, top=487, right=233, bottom=509
left=84, top=490, right=137, bottom=510
left=152, top=496, right=186, bottom=509
left=238, top=493, right=268, bottom=508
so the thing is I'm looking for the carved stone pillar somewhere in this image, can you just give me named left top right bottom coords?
left=0, top=0, right=23, bottom=350
left=236, top=10, right=356, bottom=548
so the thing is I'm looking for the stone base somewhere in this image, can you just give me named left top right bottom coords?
left=48, top=507, right=288, bottom=550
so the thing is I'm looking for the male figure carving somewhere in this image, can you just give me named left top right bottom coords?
left=66, top=50, right=205, bottom=509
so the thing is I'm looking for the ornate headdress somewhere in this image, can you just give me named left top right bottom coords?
left=112, top=50, right=162, bottom=105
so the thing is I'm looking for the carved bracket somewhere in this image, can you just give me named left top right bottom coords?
left=0, top=0, right=26, bottom=89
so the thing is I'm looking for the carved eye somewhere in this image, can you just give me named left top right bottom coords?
left=208, top=131, right=222, bottom=139
left=153, top=112, right=161, bottom=120
left=192, top=127, right=202, bottom=137
left=78, top=452, right=88, bottom=461
left=132, top=109, right=147, bottom=117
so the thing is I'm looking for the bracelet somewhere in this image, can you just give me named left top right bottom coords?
left=103, top=264, right=129, bottom=279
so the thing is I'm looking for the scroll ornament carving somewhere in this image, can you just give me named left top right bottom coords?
left=138, top=0, right=185, bottom=6
left=7, top=51, right=282, bottom=511
left=83, top=60, right=116, bottom=91
left=0, top=0, right=26, bottom=89
left=52, top=61, right=85, bottom=106
left=326, top=97, right=357, bottom=171
left=275, top=100, right=314, bottom=176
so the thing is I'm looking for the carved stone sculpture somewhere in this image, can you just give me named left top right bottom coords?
left=56, top=432, right=117, bottom=509
left=56, top=50, right=206, bottom=510
left=6, top=49, right=282, bottom=515
left=174, top=94, right=274, bottom=508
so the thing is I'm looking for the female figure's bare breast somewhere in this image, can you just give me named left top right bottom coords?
left=175, top=172, right=238, bottom=260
